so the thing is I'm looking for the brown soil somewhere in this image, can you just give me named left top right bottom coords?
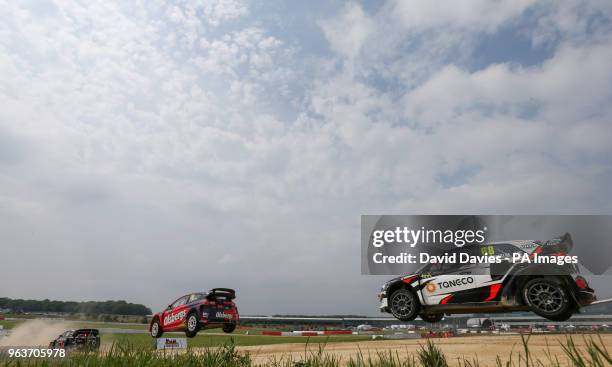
left=235, top=333, right=612, bottom=366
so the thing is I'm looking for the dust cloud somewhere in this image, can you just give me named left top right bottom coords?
left=0, top=319, right=73, bottom=347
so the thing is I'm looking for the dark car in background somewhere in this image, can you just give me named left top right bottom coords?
left=49, top=329, right=100, bottom=351
left=149, top=288, right=239, bottom=338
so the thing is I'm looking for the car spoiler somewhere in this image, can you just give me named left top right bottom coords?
left=74, top=329, right=99, bottom=336
left=541, top=233, right=573, bottom=254
left=208, top=288, right=236, bottom=300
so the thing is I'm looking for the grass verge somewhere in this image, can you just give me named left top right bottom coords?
left=0, top=334, right=610, bottom=366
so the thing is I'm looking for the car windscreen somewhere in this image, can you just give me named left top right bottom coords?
left=188, top=293, right=206, bottom=303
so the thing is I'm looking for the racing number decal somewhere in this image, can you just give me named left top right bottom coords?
left=481, top=245, right=495, bottom=256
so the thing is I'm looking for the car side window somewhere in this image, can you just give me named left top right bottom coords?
left=171, top=296, right=188, bottom=308
left=494, top=244, right=524, bottom=259
left=188, top=293, right=204, bottom=303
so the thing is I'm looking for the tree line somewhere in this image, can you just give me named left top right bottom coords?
left=0, top=298, right=152, bottom=316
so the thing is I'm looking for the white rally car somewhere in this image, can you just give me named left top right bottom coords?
left=379, top=234, right=595, bottom=322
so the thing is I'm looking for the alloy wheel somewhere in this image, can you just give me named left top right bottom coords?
left=391, top=292, right=414, bottom=317
left=527, top=282, right=563, bottom=313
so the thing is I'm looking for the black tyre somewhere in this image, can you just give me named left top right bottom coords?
left=420, top=313, right=444, bottom=323
left=389, top=289, right=420, bottom=321
left=222, top=323, right=237, bottom=333
left=546, top=309, right=573, bottom=322
left=523, top=278, right=571, bottom=321
left=83, top=336, right=99, bottom=351
left=150, top=319, right=163, bottom=338
left=185, top=312, right=200, bottom=338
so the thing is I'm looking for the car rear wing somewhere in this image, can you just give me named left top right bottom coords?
left=208, top=288, right=236, bottom=300
left=74, top=329, right=99, bottom=336
left=541, top=232, right=573, bottom=254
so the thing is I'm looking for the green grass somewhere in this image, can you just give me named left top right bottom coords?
left=0, top=320, right=22, bottom=330
left=201, top=327, right=282, bottom=335
left=0, top=320, right=279, bottom=332
left=0, top=320, right=148, bottom=331
left=103, top=333, right=370, bottom=348
left=70, top=322, right=149, bottom=330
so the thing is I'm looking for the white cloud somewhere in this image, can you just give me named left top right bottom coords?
left=402, top=41, right=612, bottom=126
left=320, top=3, right=375, bottom=59
left=530, top=1, right=612, bottom=46
left=200, top=0, right=248, bottom=27
left=1, top=0, right=611, bottom=314
left=387, top=0, right=537, bottom=32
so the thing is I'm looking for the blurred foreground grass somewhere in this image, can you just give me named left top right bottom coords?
left=1, top=334, right=610, bottom=367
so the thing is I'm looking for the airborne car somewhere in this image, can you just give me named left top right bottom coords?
left=49, top=329, right=100, bottom=351
left=150, top=288, right=239, bottom=338
left=379, top=234, right=595, bottom=323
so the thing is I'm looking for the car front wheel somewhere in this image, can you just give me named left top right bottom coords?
left=151, top=319, right=163, bottom=338
left=523, top=278, right=572, bottom=321
left=389, top=289, right=420, bottom=321
left=185, top=313, right=200, bottom=338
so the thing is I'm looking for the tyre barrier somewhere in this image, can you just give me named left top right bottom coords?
left=420, top=331, right=454, bottom=338
left=261, top=331, right=282, bottom=336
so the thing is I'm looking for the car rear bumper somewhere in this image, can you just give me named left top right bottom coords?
left=574, top=289, right=596, bottom=307
left=200, top=312, right=239, bottom=323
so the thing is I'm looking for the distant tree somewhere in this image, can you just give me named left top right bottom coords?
left=0, top=298, right=151, bottom=316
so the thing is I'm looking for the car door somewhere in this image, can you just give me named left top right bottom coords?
left=162, top=295, right=189, bottom=330
left=59, top=331, right=72, bottom=348
left=419, top=247, right=491, bottom=305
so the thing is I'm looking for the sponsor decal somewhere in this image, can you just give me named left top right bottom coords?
left=156, top=338, right=187, bottom=350
left=436, top=277, right=474, bottom=289
left=215, top=311, right=233, bottom=319
left=426, top=282, right=437, bottom=293
left=164, top=310, right=187, bottom=325
left=518, top=242, right=538, bottom=250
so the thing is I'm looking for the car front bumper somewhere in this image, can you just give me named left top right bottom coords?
left=379, top=291, right=389, bottom=312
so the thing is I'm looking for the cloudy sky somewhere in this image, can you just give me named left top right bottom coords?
left=1, top=0, right=611, bottom=315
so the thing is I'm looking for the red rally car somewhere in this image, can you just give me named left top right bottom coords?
left=149, top=288, right=239, bottom=338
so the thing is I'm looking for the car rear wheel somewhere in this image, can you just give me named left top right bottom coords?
left=222, top=323, right=236, bottom=333
left=86, top=336, right=99, bottom=350
left=523, top=278, right=571, bottom=321
left=389, top=289, right=420, bottom=321
left=185, top=312, right=200, bottom=338
left=420, top=313, right=444, bottom=323
left=151, top=319, right=163, bottom=338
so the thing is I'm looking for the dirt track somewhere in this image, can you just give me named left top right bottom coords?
left=236, top=334, right=612, bottom=366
